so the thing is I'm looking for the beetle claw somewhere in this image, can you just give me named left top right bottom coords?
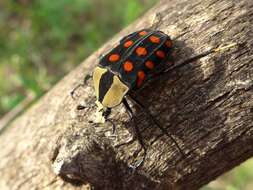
left=129, top=146, right=147, bottom=171
left=129, top=159, right=143, bottom=172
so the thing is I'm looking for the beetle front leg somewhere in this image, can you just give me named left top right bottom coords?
left=70, top=74, right=92, bottom=100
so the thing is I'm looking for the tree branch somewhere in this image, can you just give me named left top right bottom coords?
left=0, top=0, right=253, bottom=189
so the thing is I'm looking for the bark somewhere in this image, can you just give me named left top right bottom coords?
left=0, top=0, right=253, bottom=189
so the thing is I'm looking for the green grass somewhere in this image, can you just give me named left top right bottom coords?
left=201, top=158, right=253, bottom=190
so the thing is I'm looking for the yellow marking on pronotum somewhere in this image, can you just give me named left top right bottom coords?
left=93, top=67, right=107, bottom=100
left=102, top=75, right=129, bottom=108
left=93, top=66, right=129, bottom=109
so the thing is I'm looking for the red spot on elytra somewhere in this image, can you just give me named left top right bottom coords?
left=137, top=71, right=146, bottom=87
left=136, top=47, right=147, bottom=56
left=156, top=50, right=165, bottom=58
left=124, top=40, right=133, bottom=48
left=145, top=61, right=154, bottom=69
left=123, top=61, right=133, bottom=72
left=109, top=54, right=120, bottom=62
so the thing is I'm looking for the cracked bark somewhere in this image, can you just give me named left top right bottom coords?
left=0, top=0, right=253, bottom=189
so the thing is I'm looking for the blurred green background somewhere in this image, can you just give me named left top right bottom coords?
left=0, top=0, right=252, bottom=189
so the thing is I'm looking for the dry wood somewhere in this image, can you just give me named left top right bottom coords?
left=0, top=0, right=253, bottom=189
left=0, top=93, right=34, bottom=132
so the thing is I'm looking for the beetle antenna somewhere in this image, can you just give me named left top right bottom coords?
left=127, top=94, right=185, bottom=157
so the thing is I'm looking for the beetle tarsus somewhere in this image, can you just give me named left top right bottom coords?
left=131, top=120, right=147, bottom=170
left=129, top=150, right=147, bottom=171
left=128, top=120, right=147, bottom=171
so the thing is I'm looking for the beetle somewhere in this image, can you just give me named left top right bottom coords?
left=93, top=29, right=174, bottom=108
left=71, top=29, right=237, bottom=168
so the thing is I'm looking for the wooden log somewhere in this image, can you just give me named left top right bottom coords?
left=0, top=0, right=252, bottom=189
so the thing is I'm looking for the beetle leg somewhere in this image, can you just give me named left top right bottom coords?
left=72, top=74, right=92, bottom=111
left=139, top=43, right=238, bottom=88
left=122, top=98, right=147, bottom=170
left=102, top=108, right=111, bottom=118
left=105, top=118, right=116, bottom=135
left=128, top=94, right=186, bottom=158
left=122, top=98, right=134, bottom=119
left=70, top=74, right=92, bottom=100
left=129, top=119, right=147, bottom=171
left=163, top=43, right=238, bottom=74
left=70, top=84, right=85, bottom=100
left=102, top=108, right=117, bottom=134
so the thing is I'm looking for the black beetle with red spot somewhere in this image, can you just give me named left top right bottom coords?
left=94, top=29, right=174, bottom=109
left=71, top=29, right=237, bottom=169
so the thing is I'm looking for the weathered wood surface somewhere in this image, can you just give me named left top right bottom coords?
left=0, top=0, right=252, bottom=189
